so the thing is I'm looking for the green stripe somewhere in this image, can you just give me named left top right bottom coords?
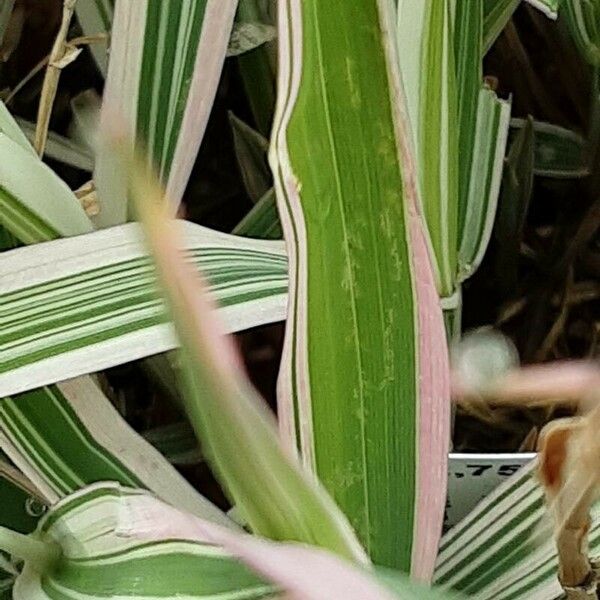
left=47, top=548, right=272, bottom=598
left=2, top=388, right=141, bottom=495
left=0, top=188, right=59, bottom=245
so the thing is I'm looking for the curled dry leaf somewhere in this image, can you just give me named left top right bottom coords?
left=537, top=404, right=600, bottom=594
left=453, top=354, right=600, bottom=595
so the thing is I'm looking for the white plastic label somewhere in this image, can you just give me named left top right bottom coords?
left=445, top=453, right=536, bottom=529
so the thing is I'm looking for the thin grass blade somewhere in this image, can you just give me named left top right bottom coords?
left=229, top=112, right=271, bottom=203
left=483, top=0, right=520, bottom=54
left=233, top=188, right=282, bottom=239
left=458, top=88, right=511, bottom=281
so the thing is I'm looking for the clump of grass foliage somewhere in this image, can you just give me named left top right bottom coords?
left=0, top=0, right=599, bottom=599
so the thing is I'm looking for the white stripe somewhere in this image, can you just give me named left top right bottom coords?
left=166, top=0, right=237, bottom=209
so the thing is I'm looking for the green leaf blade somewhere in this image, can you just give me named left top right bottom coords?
left=271, top=0, right=450, bottom=577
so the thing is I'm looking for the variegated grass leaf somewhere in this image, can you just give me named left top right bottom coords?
left=12, top=483, right=272, bottom=600
left=483, top=0, right=520, bottom=54
left=95, top=0, right=237, bottom=226
left=272, top=0, right=450, bottom=577
left=0, top=222, right=287, bottom=396
left=233, top=188, right=282, bottom=240
left=0, top=377, right=232, bottom=527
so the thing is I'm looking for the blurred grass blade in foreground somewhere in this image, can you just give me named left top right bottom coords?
left=127, top=142, right=368, bottom=563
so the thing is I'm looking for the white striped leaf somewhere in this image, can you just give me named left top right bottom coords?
left=233, top=188, right=282, bottom=240
left=10, top=482, right=451, bottom=600
left=0, top=377, right=232, bottom=527
left=398, top=0, right=458, bottom=297
left=455, top=1, right=483, bottom=215
left=120, top=487, right=457, bottom=600
left=0, top=102, right=93, bottom=243
left=14, top=483, right=274, bottom=600
left=0, top=122, right=233, bottom=549
left=0, top=103, right=236, bottom=583
left=400, top=2, right=511, bottom=295
left=95, top=0, right=237, bottom=226
left=271, top=0, right=450, bottom=577
left=563, top=0, right=600, bottom=66
left=432, top=458, right=600, bottom=599
left=455, top=3, right=512, bottom=283
left=74, top=0, right=114, bottom=76
left=0, top=222, right=287, bottom=396
left=458, top=87, right=511, bottom=282
left=0, top=132, right=94, bottom=244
